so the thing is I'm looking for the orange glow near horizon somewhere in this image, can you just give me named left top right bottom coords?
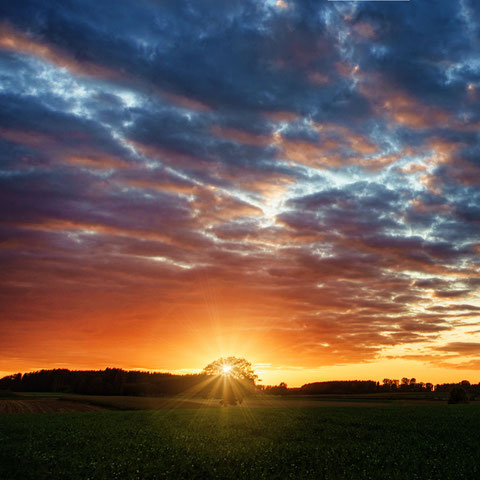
left=1, top=358, right=479, bottom=388
left=1, top=319, right=479, bottom=387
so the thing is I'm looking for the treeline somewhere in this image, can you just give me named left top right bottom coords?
left=0, top=368, right=254, bottom=398
left=435, top=380, right=480, bottom=395
left=378, top=378, right=433, bottom=392
left=263, top=378, right=480, bottom=395
left=2, top=369, right=479, bottom=398
left=380, top=378, right=479, bottom=394
left=261, top=380, right=379, bottom=395
left=300, top=380, right=378, bottom=394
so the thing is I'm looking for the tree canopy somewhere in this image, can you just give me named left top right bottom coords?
left=202, top=357, right=258, bottom=382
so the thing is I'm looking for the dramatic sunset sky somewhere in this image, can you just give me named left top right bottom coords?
left=1, top=0, right=479, bottom=386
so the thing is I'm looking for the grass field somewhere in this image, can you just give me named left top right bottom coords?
left=1, top=394, right=386, bottom=414
left=1, top=403, right=479, bottom=480
left=0, top=390, right=460, bottom=414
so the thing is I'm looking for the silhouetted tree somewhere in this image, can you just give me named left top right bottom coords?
left=4, top=369, right=477, bottom=399
left=300, top=380, right=377, bottom=394
left=202, top=357, right=257, bottom=405
left=265, top=382, right=288, bottom=395
left=448, top=386, right=469, bottom=404
left=382, top=378, right=401, bottom=392
left=202, top=357, right=258, bottom=381
left=0, top=369, right=213, bottom=397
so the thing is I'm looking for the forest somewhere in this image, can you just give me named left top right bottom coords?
left=1, top=369, right=479, bottom=397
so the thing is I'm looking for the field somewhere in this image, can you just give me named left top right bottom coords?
left=1, top=397, right=479, bottom=479
left=1, top=388, right=462, bottom=410
left=0, top=390, right=456, bottom=414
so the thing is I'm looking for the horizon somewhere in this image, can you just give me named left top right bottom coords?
left=1, top=364, right=478, bottom=389
left=1, top=1, right=480, bottom=386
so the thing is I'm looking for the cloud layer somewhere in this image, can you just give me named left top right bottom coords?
left=1, top=0, right=479, bottom=379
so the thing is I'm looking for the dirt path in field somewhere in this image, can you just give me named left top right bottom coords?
left=0, top=399, right=105, bottom=414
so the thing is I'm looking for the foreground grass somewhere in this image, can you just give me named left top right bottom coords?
left=0, top=405, right=479, bottom=479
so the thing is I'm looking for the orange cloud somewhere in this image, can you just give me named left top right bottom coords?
left=162, top=91, right=211, bottom=112
left=353, top=22, right=376, bottom=39
left=239, top=176, right=293, bottom=199
left=211, top=125, right=273, bottom=146
left=275, top=0, right=290, bottom=9
left=409, top=198, right=452, bottom=215
left=192, top=190, right=264, bottom=224
left=283, top=140, right=340, bottom=167
left=308, top=71, right=329, bottom=85
left=66, top=155, right=129, bottom=170
left=0, top=22, right=117, bottom=79
left=358, top=73, right=451, bottom=130
left=264, top=111, right=300, bottom=123
left=397, top=163, right=427, bottom=175
left=274, top=122, right=380, bottom=169
left=0, top=127, right=58, bottom=149
left=14, top=219, right=191, bottom=249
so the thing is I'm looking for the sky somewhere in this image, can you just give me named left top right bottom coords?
left=1, top=0, right=479, bottom=387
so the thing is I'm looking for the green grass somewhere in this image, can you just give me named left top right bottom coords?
left=1, top=405, right=479, bottom=479
left=280, top=392, right=448, bottom=403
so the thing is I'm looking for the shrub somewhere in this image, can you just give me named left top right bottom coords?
left=448, top=386, right=469, bottom=404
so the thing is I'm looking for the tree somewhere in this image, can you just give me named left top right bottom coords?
left=265, top=382, right=288, bottom=395
left=448, top=386, right=469, bottom=404
left=202, top=357, right=257, bottom=406
left=202, top=357, right=258, bottom=382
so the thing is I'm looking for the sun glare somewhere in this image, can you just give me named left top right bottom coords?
left=222, top=365, right=232, bottom=374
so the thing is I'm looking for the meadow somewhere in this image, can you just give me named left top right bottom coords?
left=1, top=400, right=479, bottom=479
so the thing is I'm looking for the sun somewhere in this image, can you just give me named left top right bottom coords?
left=222, top=365, right=232, bottom=374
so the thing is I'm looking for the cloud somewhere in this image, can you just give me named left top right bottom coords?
left=0, top=0, right=479, bottom=374
left=435, top=342, right=480, bottom=355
